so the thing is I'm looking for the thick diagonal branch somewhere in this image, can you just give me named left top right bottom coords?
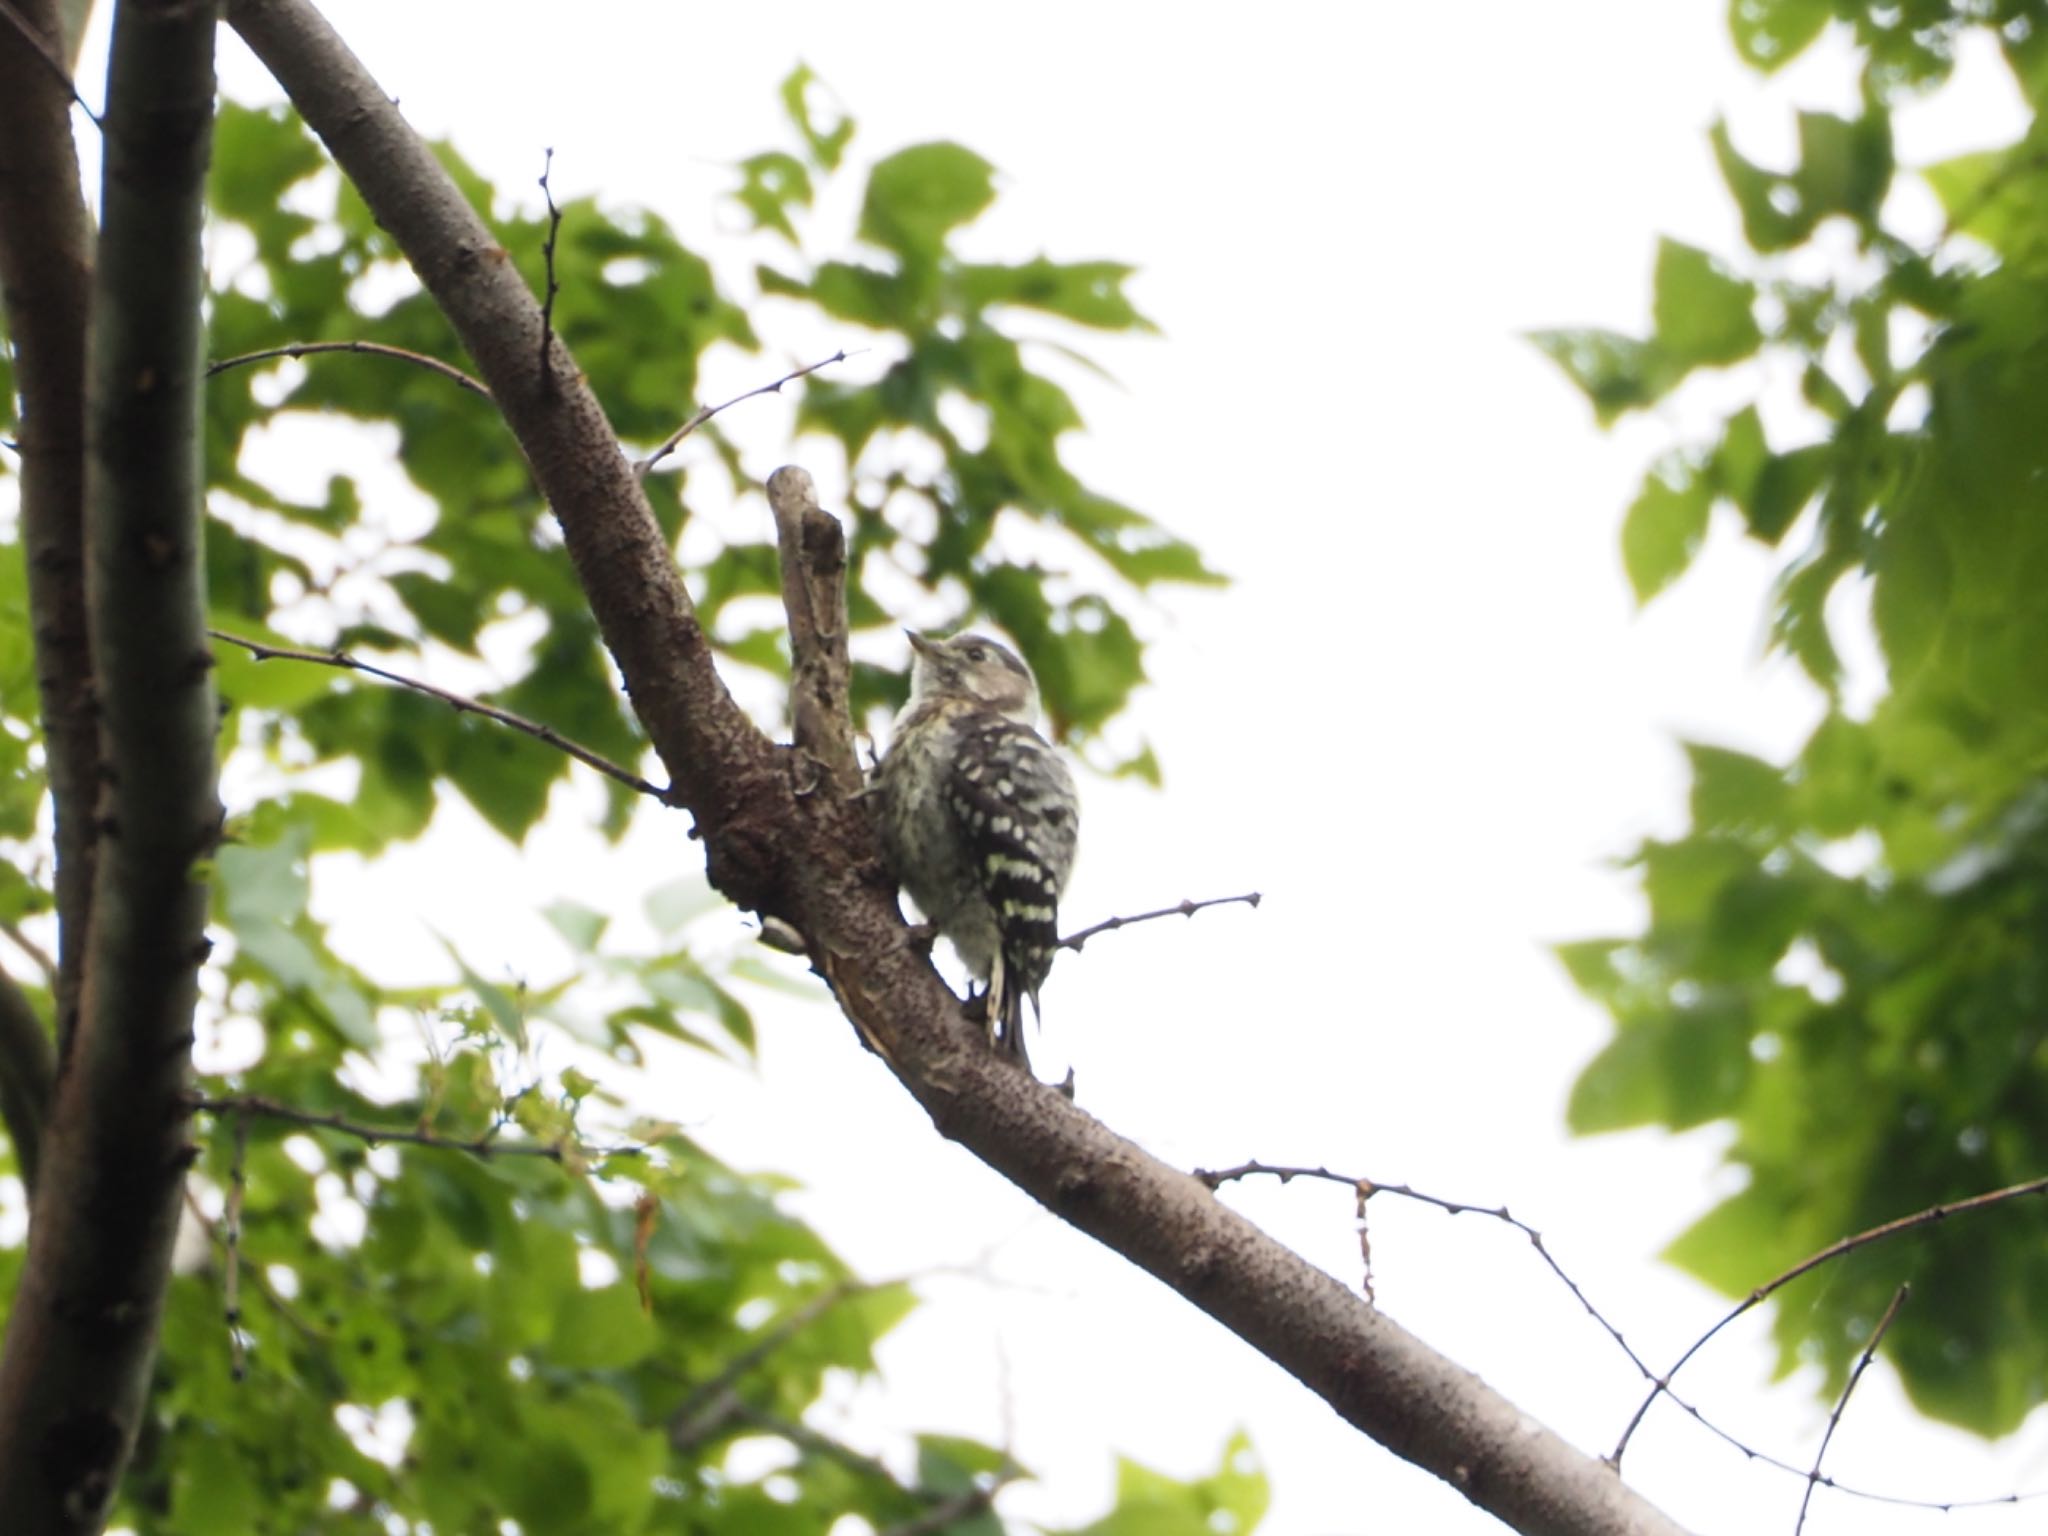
left=221, top=6, right=1690, bottom=1531
left=0, top=0, right=99, bottom=1054
left=0, top=2, right=222, bottom=1530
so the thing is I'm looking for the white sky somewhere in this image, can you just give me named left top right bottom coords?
left=162, top=3, right=2048, bottom=1532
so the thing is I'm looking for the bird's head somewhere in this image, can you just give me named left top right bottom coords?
left=906, top=631, right=1041, bottom=722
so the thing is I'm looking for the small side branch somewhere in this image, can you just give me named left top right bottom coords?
left=0, top=0, right=98, bottom=123
left=668, top=1277, right=880, bottom=1447
left=1794, top=1284, right=1908, bottom=1535
left=767, top=465, right=862, bottom=797
left=1061, top=892, right=1261, bottom=952
left=636, top=351, right=853, bottom=480
left=206, top=340, right=490, bottom=399
left=208, top=628, right=669, bottom=802
left=1611, top=1170, right=2048, bottom=1465
left=535, top=147, right=561, bottom=392
left=189, top=1092, right=648, bottom=1164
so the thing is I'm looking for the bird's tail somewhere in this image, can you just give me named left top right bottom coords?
left=987, top=952, right=1033, bottom=1071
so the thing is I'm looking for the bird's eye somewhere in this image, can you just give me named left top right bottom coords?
left=964, top=646, right=987, bottom=662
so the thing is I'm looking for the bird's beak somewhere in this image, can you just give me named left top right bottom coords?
left=905, top=629, right=937, bottom=657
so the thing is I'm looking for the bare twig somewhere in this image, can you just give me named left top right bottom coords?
left=0, top=919, right=55, bottom=988
left=875, top=1482, right=1007, bottom=1536
left=0, top=0, right=97, bottom=123
left=1202, top=1159, right=2048, bottom=1514
left=1611, top=1170, right=2048, bottom=1465
left=188, top=1092, right=649, bottom=1164
left=1061, top=891, right=1261, bottom=952
left=206, top=339, right=491, bottom=399
left=1195, top=1161, right=1656, bottom=1379
left=668, top=1277, right=885, bottom=1446
left=729, top=1404, right=969, bottom=1502
left=207, top=628, right=669, bottom=802
left=223, top=1113, right=250, bottom=1382
left=635, top=351, right=854, bottom=480
left=1795, top=1284, right=1908, bottom=1535
left=536, top=147, right=561, bottom=391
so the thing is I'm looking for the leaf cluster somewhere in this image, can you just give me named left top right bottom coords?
left=0, top=68, right=1252, bottom=1535
left=1545, top=0, right=2048, bottom=1434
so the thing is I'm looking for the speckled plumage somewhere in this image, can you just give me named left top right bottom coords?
left=877, top=633, right=1078, bottom=1065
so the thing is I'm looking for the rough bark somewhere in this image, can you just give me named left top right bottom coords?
left=219, top=4, right=1694, bottom=1530
left=0, top=1, right=221, bottom=1530
left=0, top=0, right=100, bottom=1056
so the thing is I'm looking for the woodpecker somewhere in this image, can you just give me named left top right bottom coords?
left=877, top=632, right=1079, bottom=1067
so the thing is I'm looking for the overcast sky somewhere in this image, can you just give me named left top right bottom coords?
left=149, top=4, right=2048, bottom=1531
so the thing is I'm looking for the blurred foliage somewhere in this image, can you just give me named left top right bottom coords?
left=0, top=67, right=1252, bottom=1535
left=1545, top=0, right=2048, bottom=1436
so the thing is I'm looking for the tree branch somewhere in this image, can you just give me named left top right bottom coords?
left=0, top=1, right=221, bottom=1528
left=767, top=465, right=863, bottom=800
left=1611, top=1169, right=2048, bottom=1466
left=1795, top=1284, right=1907, bottom=1535
left=205, top=338, right=491, bottom=399
left=188, top=1092, right=649, bottom=1164
left=0, top=962, right=54, bottom=1195
left=226, top=0, right=780, bottom=913
left=763, top=483, right=1690, bottom=1535
left=0, top=0, right=100, bottom=1056
left=1060, top=892, right=1261, bottom=951
left=0, top=0, right=96, bottom=121
left=220, top=6, right=1692, bottom=1529
left=207, top=628, right=669, bottom=801
left=635, top=350, right=854, bottom=479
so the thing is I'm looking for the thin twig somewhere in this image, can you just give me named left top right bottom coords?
left=1061, top=892, right=1261, bottom=952
left=206, top=340, right=491, bottom=400
left=874, top=1482, right=1007, bottom=1536
left=635, top=351, right=855, bottom=480
left=1194, top=1159, right=2047, bottom=1513
left=536, top=147, right=561, bottom=392
left=1611, top=1170, right=2048, bottom=1465
left=0, top=918, right=56, bottom=987
left=188, top=1092, right=649, bottom=1164
left=668, top=1277, right=881, bottom=1445
left=224, top=1112, right=250, bottom=1382
left=1195, top=1161, right=1658, bottom=1380
left=1795, top=1284, right=1908, bottom=1535
left=207, top=628, right=669, bottom=802
left=0, top=0, right=99, bottom=124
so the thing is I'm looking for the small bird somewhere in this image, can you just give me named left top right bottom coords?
left=876, top=631, right=1079, bottom=1068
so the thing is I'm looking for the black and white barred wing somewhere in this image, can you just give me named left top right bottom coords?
left=944, top=713, right=1079, bottom=1016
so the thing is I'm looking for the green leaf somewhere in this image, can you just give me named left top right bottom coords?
left=542, top=901, right=608, bottom=953
left=1527, top=327, right=1674, bottom=425
left=169, top=1429, right=261, bottom=1535
left=1745, top=442, right=1829, bottom=545
left=548, top=1283, right=657, bottom=1369
left=1620, top=452, right=1713, bottom=603
left=1652, top=238, right=1761, bottom=368
left=780, top=63, right=854, bottom=171
left=958, top=257, right=1156, bottom=331
left=1711, top=120, right=1810, bottom=252
left=1685, top=742, right=1788, bottom=838
left=1794, top=109, right=1892, bottom=229
left=733, top=150, right=813, bottom=241
left=1727, top=0, right=1832, bottom=71
left=859, top=142, right=998, bottom=258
